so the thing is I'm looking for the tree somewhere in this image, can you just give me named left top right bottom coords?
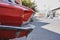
left=22, top=0, right=37, bottom=12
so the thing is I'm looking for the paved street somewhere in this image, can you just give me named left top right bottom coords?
left=11, top=18, right=60, bottom=40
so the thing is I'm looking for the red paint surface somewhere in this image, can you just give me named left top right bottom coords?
left=0, top=3, right=33, bottom=39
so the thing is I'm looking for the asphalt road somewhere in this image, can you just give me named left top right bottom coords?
left=11, top=18, right=60, bottom=40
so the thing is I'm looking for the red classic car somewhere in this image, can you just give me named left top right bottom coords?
left=0, top=3, right=35, bottom=40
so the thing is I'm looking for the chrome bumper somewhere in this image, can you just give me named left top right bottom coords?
left=0, top=24, right=35, bottom=30
left=0, top=24, right=35, bottom=37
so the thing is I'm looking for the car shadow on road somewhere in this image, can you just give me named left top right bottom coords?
left=27, top=22, right=60, bottom=40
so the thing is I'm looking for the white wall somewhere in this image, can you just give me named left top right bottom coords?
left=32, top=0, right=60, bottom=13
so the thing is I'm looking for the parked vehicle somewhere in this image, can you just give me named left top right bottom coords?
left=0, top=3, right=35, bottom=40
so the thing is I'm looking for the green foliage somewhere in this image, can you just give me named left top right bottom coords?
left=22, top=0, right=37, bottom=12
